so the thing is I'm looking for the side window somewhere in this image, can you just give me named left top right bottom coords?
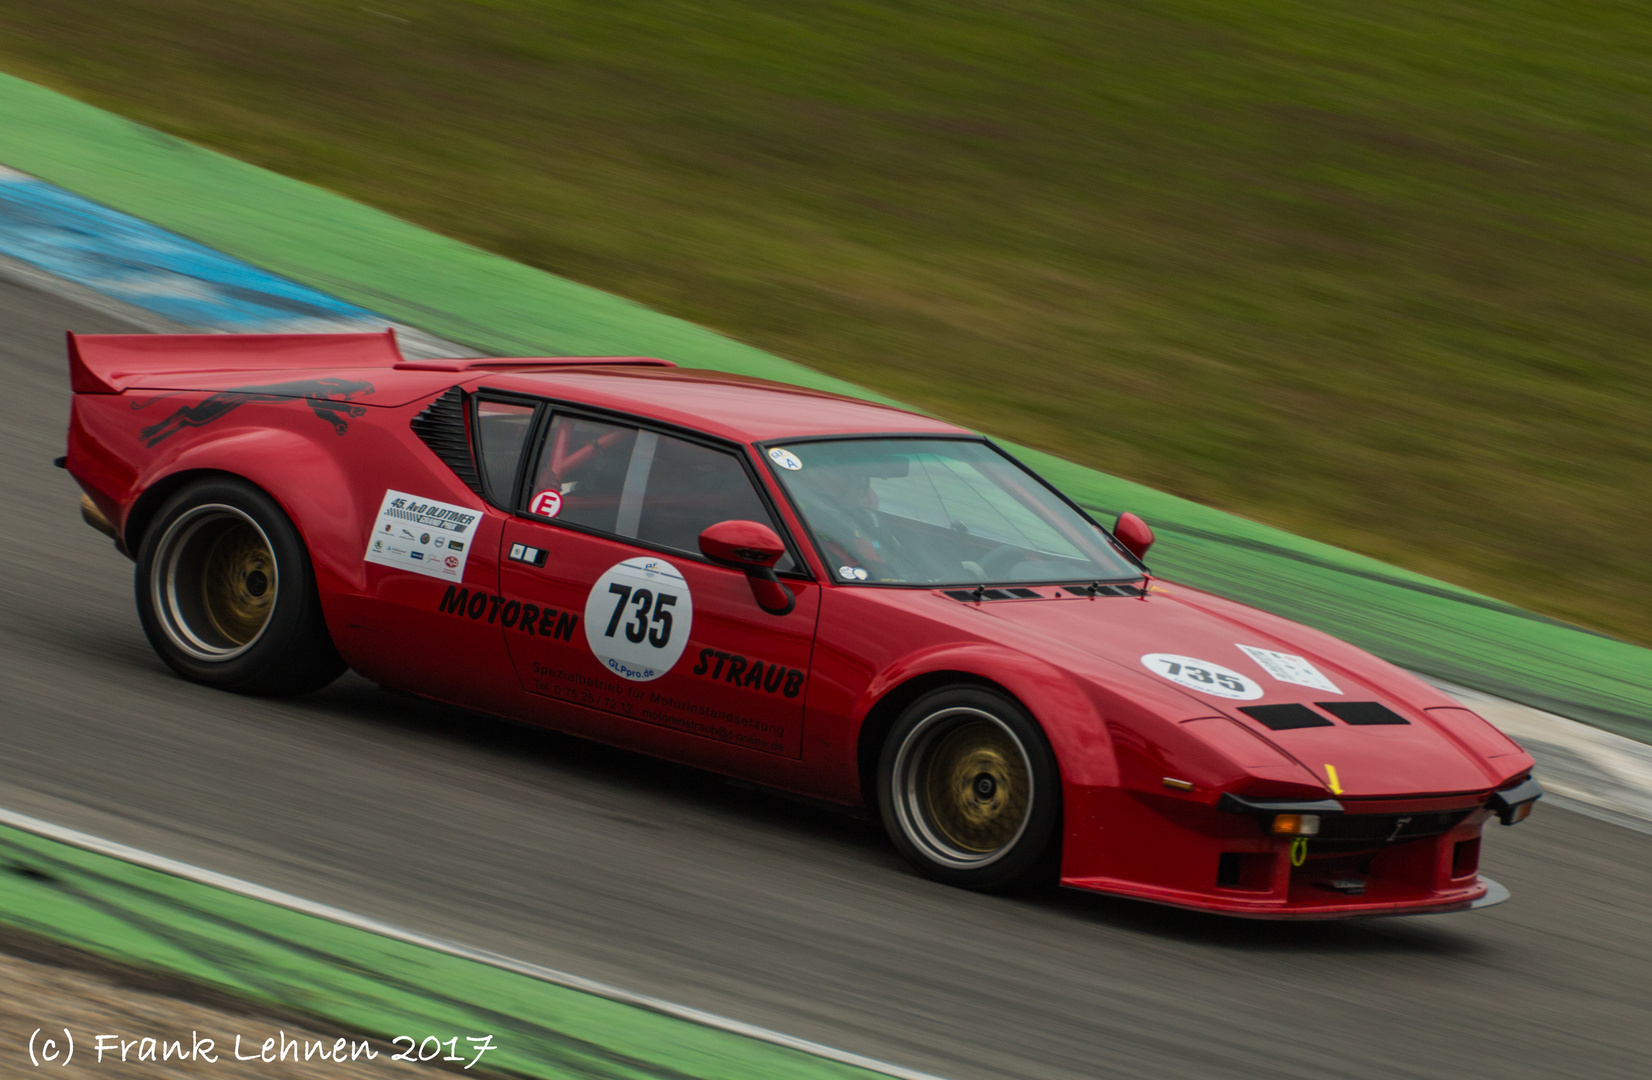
left=526, top=414, right=639, bottom=534
left=525, top=414, right=794, bottom=572
left=475, top=399, right=537, bottom=504
left=636, top=435, right=796, bottom=573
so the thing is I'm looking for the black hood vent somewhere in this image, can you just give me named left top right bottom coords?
left=410, top=387, right=484, bottom=497
left=1317, top=701, right=1410, bottom=725
left=1062, top=583, right=1143, bottom=597
left=944, top=587, right=1045, bottom=602
left=1238, top=704, right=1333, bottom=730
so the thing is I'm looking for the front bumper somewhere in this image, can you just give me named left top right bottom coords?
left=1059, top=783, right=1535, bottom=919
left=1063, top=872, right=1507, bottom=919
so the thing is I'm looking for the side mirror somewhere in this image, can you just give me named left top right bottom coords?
left=698, top=520, right=796, bottom=616
left=1113, top=512, right=1155, bottom=561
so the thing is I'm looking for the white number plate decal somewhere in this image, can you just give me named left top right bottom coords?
left=364, top=489, right=480, bottom=582
left=584, top=557, right=694, bottom=681
left=1140, top=653, right=1263, bottom=700
left=1236, top=645, right=1342, bottom=694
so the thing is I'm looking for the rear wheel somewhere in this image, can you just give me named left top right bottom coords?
left=877, top=687, right=1061, bottom=892
left=135, top=478, right=345, bottom=695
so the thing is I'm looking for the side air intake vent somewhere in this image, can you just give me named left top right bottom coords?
left=410, top=387, right=484, bottom=496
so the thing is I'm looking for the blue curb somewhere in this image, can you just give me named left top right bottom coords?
left=0, top=165, right=384, bottom=330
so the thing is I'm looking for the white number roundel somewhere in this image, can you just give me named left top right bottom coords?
left=1140, top=653, right=1263, bottom=700
left=585, top=558, right=694, bottom=681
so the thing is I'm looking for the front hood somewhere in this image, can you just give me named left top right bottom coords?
left=944, top=581, right=1521, bottom=797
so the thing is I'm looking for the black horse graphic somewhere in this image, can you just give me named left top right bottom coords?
left=136, top=378, right=375, bottom=447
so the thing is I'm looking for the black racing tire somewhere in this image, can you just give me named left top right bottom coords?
left=134, top=477, right=345, bottom=696
left=876, top=686, right=1062, bottom=892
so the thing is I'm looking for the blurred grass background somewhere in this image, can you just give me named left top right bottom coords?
left=0, top=0, right=1646, bottom=642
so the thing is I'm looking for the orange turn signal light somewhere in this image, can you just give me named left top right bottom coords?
left=1272, top=813, right=1321, bottom=836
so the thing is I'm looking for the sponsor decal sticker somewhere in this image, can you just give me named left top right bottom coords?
left=1140, top=653, right=1263, bottom=700
left=768, top=447, right=803, bottom=471
left=364, top=490, right=478, bottom=582
left=583, top=557, right=693, bottom=682
left=529, top=489, right=563, bottom=518
left=838, top=565, right=869, bottom=581
left=1236, top=644, right=1342, bottom=694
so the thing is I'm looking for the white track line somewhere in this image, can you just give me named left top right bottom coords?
left=0, top=805, right=951, bottom=1080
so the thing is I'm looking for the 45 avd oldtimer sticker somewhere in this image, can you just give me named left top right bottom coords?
left=364, top=490, right=478, bottom=582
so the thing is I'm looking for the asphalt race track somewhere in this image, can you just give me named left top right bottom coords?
left=3, top=275, right=1650, bottom=1080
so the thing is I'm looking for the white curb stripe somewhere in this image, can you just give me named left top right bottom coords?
left=1432, top=679, right=1652, bottom=834
left=0, top=805, right=951, bottom=1080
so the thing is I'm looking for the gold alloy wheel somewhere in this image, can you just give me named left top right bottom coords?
left=153, top=505, right=279, bottom=661
left=895, top=707, right=1034, bottom=868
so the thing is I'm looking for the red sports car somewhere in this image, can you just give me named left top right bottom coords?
left=61, top=331, right=1540, bottom=917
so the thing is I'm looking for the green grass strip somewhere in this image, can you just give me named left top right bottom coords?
left=0, top=824, right=893, bottom=1080
left=1, top=70, right=1647, bottom=738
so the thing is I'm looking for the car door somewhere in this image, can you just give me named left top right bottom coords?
left=498, top=408, right=819, bottom=758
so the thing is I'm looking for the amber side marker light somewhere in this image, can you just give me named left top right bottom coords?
left=1489, top=775, right=1543, bottom=825
left=1272, top=813, right=1320, bottom=836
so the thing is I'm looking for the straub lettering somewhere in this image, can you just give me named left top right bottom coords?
left=691, top=648, right=803, bottom=698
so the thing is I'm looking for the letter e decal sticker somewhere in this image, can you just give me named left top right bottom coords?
left=530, top=489, right=563, bottom=518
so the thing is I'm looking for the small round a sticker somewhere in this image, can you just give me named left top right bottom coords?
left=768, top=447, right=802, bottom=471
left=1140, top=653, right=1263, bottom=700
left=585, top=558, right=693, bottom=681
left=530, top=489, right=563, bottom=518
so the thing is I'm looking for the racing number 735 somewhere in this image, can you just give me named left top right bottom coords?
left=604, top=584, right=676, bottom=648
left=1163, top=659, right=1247, bottom=694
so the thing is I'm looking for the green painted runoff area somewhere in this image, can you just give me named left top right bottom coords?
left=0, top=824, right=887, bottom=1080
left=0, top=71, right=1648, bottom=739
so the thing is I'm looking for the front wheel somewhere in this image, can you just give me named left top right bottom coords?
left=877, top=687, right=1061, bottom=892
left=135, top=478, right=345, bottom=696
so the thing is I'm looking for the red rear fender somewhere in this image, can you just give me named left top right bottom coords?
left=128, top=429, right=362, bottom=580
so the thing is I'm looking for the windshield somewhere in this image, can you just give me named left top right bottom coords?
left=767, top=438, right=1141, bottom=586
